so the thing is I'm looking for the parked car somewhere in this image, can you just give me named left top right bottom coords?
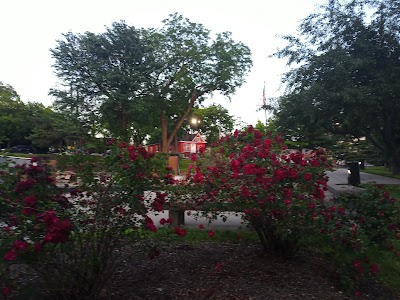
left=9, top=145, right=36, bottom=154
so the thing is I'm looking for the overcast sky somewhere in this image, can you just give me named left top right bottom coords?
left=0, top=0, right=326, bottom=126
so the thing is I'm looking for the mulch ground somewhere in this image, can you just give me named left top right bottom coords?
left=4, top=240, right=399, bottom=299
left=105, top=241, right=398, bottom=300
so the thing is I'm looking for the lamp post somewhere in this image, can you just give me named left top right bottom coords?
left=191, top=118, right=201, bottom=134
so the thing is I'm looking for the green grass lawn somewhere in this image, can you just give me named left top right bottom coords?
left=362, top=166, right=400, bottom=198
left=179, top=158, right=193, bottom=174
left=363, top=166, right=400, bottom=180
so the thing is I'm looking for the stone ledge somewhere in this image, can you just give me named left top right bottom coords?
left=327, top=184, right=364, bottom=196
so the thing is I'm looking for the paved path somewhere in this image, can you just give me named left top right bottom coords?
left=325, top=168, right=400, bottom=196
left=150, top=210, right=248, bottom=231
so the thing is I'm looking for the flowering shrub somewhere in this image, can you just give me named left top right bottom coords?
left=169, top=126, right=331, bottom=257
left=0, top=157, right=73, bottom=297
left=319, top=183, right=400, bottom=295
left=0, top=143, right=171, bottom=298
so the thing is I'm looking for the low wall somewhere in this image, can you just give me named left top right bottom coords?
left=0, top=156, right=32, bottom=167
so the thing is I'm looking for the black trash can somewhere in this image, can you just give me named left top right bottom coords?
left=347, top=162, right=360, bottom=186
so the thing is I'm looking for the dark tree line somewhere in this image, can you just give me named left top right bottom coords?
left=0, top=82, right=87, bottom=151
left=273, top=0, right=400, bottom=173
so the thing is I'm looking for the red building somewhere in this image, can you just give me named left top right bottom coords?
left=146, top=133, right=207, bottom=158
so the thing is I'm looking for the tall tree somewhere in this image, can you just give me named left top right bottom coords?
left=50, top=21, right=157, bottom=141
left=146, top=14, right=252, bottom=151
left=0, top=82, right=30, bottom=147
left=273, top=0, right=400, bottom=173
left=50, top=14, right=252, bottom=150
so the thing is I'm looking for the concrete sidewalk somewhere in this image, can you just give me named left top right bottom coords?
left=150, top=210, right=248, bottom=231
left=325, top=168, right=400, bottom=196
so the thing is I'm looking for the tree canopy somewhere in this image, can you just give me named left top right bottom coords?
left=273, top=0, right=400, bottom=173
left=50, top=13, right=252, bottom=150
left=190, top=104, right=235, bottom=145
left=0, top=82, right=88, bottom=152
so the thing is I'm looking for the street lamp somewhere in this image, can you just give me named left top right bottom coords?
left=191, top=118, right=201, bottom=134
left=191, top=118, right=201, bottom=126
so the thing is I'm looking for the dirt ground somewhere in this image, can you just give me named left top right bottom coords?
left=105, top=241, right=398, bottom=300
left=4, top=240, right=399, bottom=299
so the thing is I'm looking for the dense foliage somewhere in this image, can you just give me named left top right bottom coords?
left=189, top=104, right=235, bottom=145
left=0, top=82, right=86, bottom=151
left=0, top=143, right=170, bottom=298
left=51, top=13, right=252, bottom=149
left=273, top=0, right=400, bottom=173
left=168, top=126, right=332, bottom=257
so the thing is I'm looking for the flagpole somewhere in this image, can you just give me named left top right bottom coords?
left=262, top=82, right=267, bottom=126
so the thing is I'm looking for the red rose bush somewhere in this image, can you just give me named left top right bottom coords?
left=0, top=143, right=170, bottom=299
left=169, top=126, right=331, bottom=257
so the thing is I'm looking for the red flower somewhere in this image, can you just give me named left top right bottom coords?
left=371, top=263, right=379, bottom=274
left=145, top=218, right=157, bottom=232
left=190, top=153, right=197, bottom=161
left=303, top=172, right=312, bottom=181
left=173, top=227, right=187, bottom=237
left=193, top=171, right=204, bottom=183
left=283, top=199, right=292, bottom=205
left=208, top=230, right=215, bottom=237
left=243, top=163, right=258, bottom=175
left=198, top=224, right=205, bottom=229
left=129, top=152, right=137, bottom=161
left=15, top=179, right=35, bottom=192
left=230, top=159, right=242, bottom=173
left=352, top=259, right=361, bottom=268
left=352, top=259, right=363, bottom=273
left=159, top=218, right=172, bottom=225
left=12, top=240, right=29, bottom=250
left=2, top=286, right=12, bottom=299
left=4, top=250, right=17, bottom=261
left=41, top=210, right=59, bottom=227
left=289, top=152, right=303, bottom=164
left=23, top=195, right=38, bottom=207
left=309, top=159, right=320, bottom=167
left=273, top=169, right=286, bottom=181
left=354, top=291, right=361, bottom=298
left=22, top=207, right=35, bottom=216
left=313, top=188, right=325, bottom=200
left=281, top=188, right=292, bottom=198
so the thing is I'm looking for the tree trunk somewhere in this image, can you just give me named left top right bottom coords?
left=161, top=112, right=168, bottom=152
left=390, top=150, right=400, bottom=175
left=160, top=89, right=201, bottom=153
left=119, top=103, right=128, bottom=142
